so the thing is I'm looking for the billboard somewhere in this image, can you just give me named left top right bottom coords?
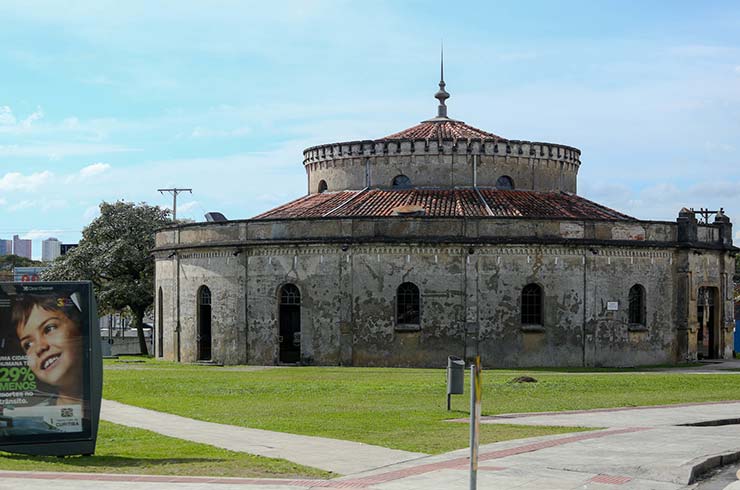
left=12, top=267, right=48, bottom=283
left=0, top=282, right=101, bottom=455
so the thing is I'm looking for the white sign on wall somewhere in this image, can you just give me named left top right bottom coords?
left=607, top=301, right=619, bottom=311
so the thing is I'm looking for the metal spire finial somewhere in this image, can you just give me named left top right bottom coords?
left=434, top=43, right=450, bottom=118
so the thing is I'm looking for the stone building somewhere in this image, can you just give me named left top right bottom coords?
left=153, top=72, right=737, bottom=367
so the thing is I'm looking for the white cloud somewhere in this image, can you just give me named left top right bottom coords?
left=9, top=200, right=35, bottom=212
left=0, top=170, right=53, bottom=191
left=21, top=229, right=66, bottom=240
left=0, top=106, right=16, bottom=125
left=735, top=66, right=740, bottom=74
left=79, top=162, right=111, bottom=178
left=668, top=45, right=736, bottom=57
left=83, top=205, right=100, bottom=221
left=20, top=107, right=43, bottom=128
left=190, top=126, right=251, bottom=138
left=0, top=143, right=132, bottom=159
left=176, top=201, right=200, bottom=215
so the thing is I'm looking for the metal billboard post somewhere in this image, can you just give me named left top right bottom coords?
left=469, top=355, right=481, bottom=490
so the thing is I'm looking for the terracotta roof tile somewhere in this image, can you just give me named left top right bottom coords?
left=252, top=191, right=357, bottom=219
left=382, top=119, right=505, bottom=141
left=253, top=189, right=634, bottom=221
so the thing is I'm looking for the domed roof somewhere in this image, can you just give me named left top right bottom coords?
left=382, top=118, right=505, bottom=141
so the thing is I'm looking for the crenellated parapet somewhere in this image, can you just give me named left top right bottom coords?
left=302, top=138, right=582, bottom=194
left=303, top=139, right=581, bottom=165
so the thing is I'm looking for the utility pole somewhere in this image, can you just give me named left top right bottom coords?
left=157, top=188, right=192, bottom=221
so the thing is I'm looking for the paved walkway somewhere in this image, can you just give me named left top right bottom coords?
left=4, top=399, right=740, bottom=489
left=101, top=399, right=426, bottom=475
left=473, top=400, right=740, bottom=428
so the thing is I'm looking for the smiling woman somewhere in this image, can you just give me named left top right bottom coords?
left=11, top=293, right=84, bottom=406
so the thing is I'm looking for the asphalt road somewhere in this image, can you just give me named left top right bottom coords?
left=693, top=463, right=740, bottom=490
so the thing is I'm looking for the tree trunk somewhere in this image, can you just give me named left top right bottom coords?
left=132, top=308, right=149, bottom=356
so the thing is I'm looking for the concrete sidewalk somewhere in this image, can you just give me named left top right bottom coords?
left=101, top=399, right=426, bottom=475
left=4, top=400, right=740, bottom=489
left=474, top=400, right=740, bottom=428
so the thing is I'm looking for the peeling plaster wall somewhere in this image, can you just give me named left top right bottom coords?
left=154, top=217, right=734, bottom=367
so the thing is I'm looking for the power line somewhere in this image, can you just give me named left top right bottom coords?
left=157, top=188, right=192, bottom=221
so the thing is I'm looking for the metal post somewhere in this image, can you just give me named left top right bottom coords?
left=158, top=188, right=192, bottom=222
left=469, top=356, right=481, bottom=490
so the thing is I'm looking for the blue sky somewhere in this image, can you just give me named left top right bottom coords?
left=1, top=1, right=739, bottom=259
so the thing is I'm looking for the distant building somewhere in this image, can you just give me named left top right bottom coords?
left=42, top=237, right=61, bottom=262
left=12, top=235, right=31, bottom=259
left=60, top=243, right=78, bottom=256
left=0, top=239, right=12, bottom=256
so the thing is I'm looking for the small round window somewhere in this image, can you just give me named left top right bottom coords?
left=496, top=175, right=514, bottom=190
left=392, top=175, right=411, bottom=188
left=318, top=180, right=328, bottom=193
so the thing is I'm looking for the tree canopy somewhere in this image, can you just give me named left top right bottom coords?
left=43, top=201, right=172, bottom=354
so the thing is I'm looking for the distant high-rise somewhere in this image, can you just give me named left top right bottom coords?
left=12, top=235, right=31, bottom=259
left=42, top=237, right=61, bottom=262
left=0, top=239, right=12, bottom=256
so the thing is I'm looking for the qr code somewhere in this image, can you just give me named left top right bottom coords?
left=60, top=408, right=73, bottom=417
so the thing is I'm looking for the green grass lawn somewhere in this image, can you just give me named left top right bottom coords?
left=102, top=359, right=740, bottom=454
left=0, top=420, right=331, bottom=478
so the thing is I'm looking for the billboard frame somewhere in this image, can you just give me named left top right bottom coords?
left=0, top=281, right=102, bottom=456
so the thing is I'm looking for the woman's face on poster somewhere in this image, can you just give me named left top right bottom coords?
left=15, top=305, right=82, bottom=388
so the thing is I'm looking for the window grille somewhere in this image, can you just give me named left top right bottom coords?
left=280, top=284, right=301, bottom=305
left=521, top=284, right=543, bottom=325
left=396, top=282, right=420, bottom=324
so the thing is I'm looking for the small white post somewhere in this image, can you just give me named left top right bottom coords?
left=469, top=356, right=481, bottom=490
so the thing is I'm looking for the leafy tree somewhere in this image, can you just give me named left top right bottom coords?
left=0, top=254, right=44, bottom=269
left=0, top=255, right=45, bottom=281
left=43, top=201, right=172, bottom=355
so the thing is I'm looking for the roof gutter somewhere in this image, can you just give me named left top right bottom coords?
left=322, top=187, right=370, bottom=217
left=473, top=154, right=494, bottom=217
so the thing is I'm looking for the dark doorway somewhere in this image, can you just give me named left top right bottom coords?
left=697, top=287, right=719, bottom=359
left=279, top=284, right=301, bottom=363
left=157, top=287, right=164, bottom=358
left=197, top=286, right=212, bottom=361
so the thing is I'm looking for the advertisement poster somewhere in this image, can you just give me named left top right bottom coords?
left=0, top=283, right=92, bottom=443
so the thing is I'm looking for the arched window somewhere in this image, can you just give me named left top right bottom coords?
left=198, top=286, right=211, bottom=306
left=318, top=180, right=328, bottom=193
left=279, top=284, right=301, bottom=363
left=392, top=175, right=411, bottom=188
left=496, top=175, right=514, bottom=190
left=197, top=285, right=212, bottom=361
left=521, top=284, right=543, bottom=325
left=628, top=284, right=646, bottom=326
left=396, top=282, right=420, bottom=325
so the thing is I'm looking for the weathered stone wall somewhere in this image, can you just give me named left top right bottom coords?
left=155, top=216, right=688, bottom=249
left=154, top=216, right=734, bottom=367
left=303, top=140, right=580, bottom=193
